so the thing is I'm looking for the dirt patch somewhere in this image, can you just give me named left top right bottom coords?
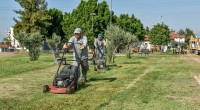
left=0, top=83, right=23, bottom=98
left=181, top=54, right=200, bottom=64
left=180, top=54, right=200, bottom=87
left=0, top=52, right=22, bottom=58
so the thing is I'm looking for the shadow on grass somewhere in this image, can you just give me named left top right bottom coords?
left=106, top=64, right=122, bottom=71
left=88, top=77, right=117, bottom=82
left=106, top=64, right=118, bottom=67
left=77, top=83, right=91, bottom=90
left=133, top=56, right=149, bottom=59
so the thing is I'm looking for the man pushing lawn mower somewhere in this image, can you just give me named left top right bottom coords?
left=43, top=28, right=89, bottom=94
left=93, top=34, right=107, bottom=71
left=64, top=28, right=89, bottom=83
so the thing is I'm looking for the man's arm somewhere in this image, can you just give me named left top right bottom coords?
left=67, top=36, right=74, bottom=49
left=83, top=36, right=88, bottom=47
left=94, top=39, right=97, bottom=48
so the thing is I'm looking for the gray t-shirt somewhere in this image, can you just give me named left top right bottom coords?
left=68, top=36, right=88, bottom=59
left=94, top=38, right=106, bottom=51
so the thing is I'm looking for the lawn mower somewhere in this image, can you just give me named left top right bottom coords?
left=94, top=49, right=106, bottom=71
left=43, top=42, right=84, bottom=94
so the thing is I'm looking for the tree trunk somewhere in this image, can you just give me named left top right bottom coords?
left=110, top=46, right=118, bottom=63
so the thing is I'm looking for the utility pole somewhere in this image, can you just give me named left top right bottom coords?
left=110, top=0, right=112, bottom=26
left=90, top=13, right=96, bottom=36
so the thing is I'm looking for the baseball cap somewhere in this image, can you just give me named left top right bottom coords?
left=74, top=28, right=82, bottom=33
left=98, top=33, right=103, bottom=37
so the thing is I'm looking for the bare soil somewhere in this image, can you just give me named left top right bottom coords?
left=181, top=53, right=200, bottom=64
left=0, top=52, right=23, bottom=58
left=181, top=53, right=200, bottom=86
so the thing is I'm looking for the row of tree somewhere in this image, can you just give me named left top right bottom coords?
left=12, top=0, right=196, bottom=61
left=13, top=0, right=145, bottom=45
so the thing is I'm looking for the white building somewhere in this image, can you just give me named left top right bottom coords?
left=10, top=27, right=20, bottom=48
left=141, top=35, right=152, bottom=50
left=7, top=27, right=21, bottom=49
left=170, top=32, right=185, bottom=43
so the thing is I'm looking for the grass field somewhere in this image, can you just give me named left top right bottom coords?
left=1, top=52, right=200, bottom=110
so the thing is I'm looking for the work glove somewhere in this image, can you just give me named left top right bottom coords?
left=63, top=44, right=69, bottom=53
left=80, top=44, right=84, bottom=50
left=63, top=44, right=69, bottom=49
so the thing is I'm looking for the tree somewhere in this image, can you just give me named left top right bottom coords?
left=94, top=1, right=110, bottom=35
left=62, top=12, right=72, bottom=42
left=47, top=33, right=61, bottom=52
left=145, top=26, right=150, bottom=33
left=149, top=23, right=170, bottom=46
left=3, top=37, right=11, bottom=46
left=177, top=29, right=185, bottom=35
left=16, top=32, right=43, bottom=61
left=3, top=32, right=11, bottom=46
left=47, top=8, right=64, bottom=40
left=62, top=0, right=111, bottom=45
left=105, top=25, right=138, bottom=63
left=116, top=14, right=145, bottom=41
left=13, top=0, right=51, bottom=36
left=185, top=28, right=195, bottom=44
left=13, top=0, right=51, bottom=59
left=124, top=32, right=138, bottom=58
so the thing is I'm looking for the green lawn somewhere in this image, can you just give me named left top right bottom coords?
left=0, top=52, right=200, bottom=110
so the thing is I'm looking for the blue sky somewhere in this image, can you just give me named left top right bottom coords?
left=1, top=0, right=200, bottom=41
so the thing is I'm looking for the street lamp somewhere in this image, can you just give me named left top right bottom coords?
left=90, top=13, right=96, bottom=36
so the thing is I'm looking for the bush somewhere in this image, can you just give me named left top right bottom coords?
left=16, top=32, right=43, bottom=61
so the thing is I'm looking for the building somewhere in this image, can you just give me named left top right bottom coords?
left=169, top=32, right=185, bottom=43
left=141, top=35, right=152, bottom=50
left=9, top=27, right=20, bottom=49
left=0, top=44, right=9, bottom=52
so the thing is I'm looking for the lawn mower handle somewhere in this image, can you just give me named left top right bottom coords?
left=56, top=41, right=85, bottom=75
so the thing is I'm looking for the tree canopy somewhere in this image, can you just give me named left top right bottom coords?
left=16, top=32, right=43, bottom=61
left=185, top=28, right=195, bottom=44
left=116, top=14, right=145, bottom=41
left=13, top=0, right=51, bottom=36
left=105, top=25, right=138, bottom=63
left=47, top=8, right=64, bottom=40
left=62, top=0, right=110, bottom=45
left=149, top=23, right=170, bottom=46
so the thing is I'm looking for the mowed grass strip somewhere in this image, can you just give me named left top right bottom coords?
left=96, top=54, right=200, bottom=110
left=1, top=53, right=200, bottom=110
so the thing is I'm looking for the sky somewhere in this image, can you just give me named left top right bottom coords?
left=1, top=0, right=200, bottom=41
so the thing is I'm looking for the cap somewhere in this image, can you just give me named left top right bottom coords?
left=74, top=28, right=82, bottom=33
left=98, top=34, right=103, bottom=37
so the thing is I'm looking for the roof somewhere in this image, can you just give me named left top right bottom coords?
left=0, top=44, right=9, bottom=48
left=170, top=32, right=184, bottom=40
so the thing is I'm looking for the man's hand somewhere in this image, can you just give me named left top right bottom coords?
left=80, top=44, right=84, bottom=50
